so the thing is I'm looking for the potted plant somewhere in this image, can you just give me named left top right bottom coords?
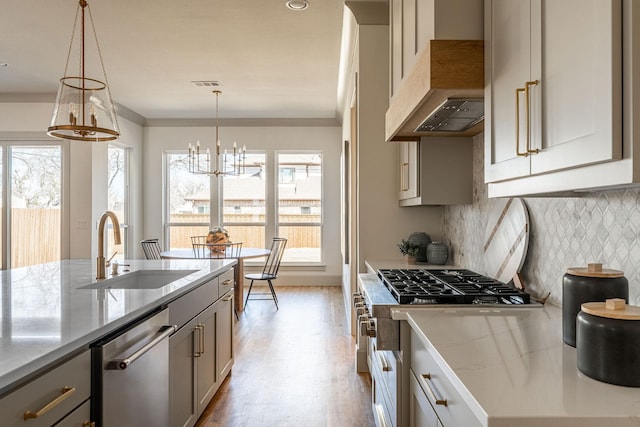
left=398, top=239, right=421, bottom=264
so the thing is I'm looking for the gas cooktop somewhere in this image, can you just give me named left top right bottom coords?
left=377, top=268, right=530, bottom=305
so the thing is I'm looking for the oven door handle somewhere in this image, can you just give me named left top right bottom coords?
left=107, top=325, right=176, bottom=370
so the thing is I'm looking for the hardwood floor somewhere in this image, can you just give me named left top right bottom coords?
left=196, top=286, right=375, bottom=427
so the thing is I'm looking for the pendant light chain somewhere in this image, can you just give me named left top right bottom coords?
left=87, top=3, right=120, bottom=132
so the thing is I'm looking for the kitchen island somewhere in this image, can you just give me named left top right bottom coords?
left=392, top=305, right=640, bottom=426
left=0, top=258, right=235, bottom=396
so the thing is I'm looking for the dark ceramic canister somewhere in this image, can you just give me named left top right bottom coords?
left=408, top=232, right=431, bottom=263
left=577, top=299, right=640, bottom=387
left=562, top=263, right=628, bottom=347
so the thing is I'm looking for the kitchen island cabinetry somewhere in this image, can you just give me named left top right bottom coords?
left=485, top=0, right=624, bottom=196
left=398, top=138, right=473, bottom=206
left=0, top=350, right=91, bottom=427
left=169, top=268, right=235, bottom=427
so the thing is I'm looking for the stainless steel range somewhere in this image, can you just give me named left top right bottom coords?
left=354, top=267, right=534, bottom=427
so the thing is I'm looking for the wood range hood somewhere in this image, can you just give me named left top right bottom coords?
left=385, top=40, right=484, bottom=142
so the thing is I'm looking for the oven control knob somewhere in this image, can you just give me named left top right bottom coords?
left=352, top=293, right=364, bottom=305
left=366, top=320, right=377, bottom=338
left=358, top=315, right=370, bottom=336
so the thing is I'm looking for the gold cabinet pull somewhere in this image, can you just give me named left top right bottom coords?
left=23, top=386, right=76, bottom=420
left=198, top=323, right=205, bottom=356
left=222, top=279, right=233, bottom=286
left=377, top=352, right=391, bottom=372
left=223, top=294, right=233, bottom=302
left=83, top=422, right=96, bottom=427
left=525, top=80, right=539, bottom=154
left=515, top=80, right=540, bottom=157
left=194, top=324, right=203, bottom=357
left=421, top=374, right=447, bottom=406
left=515, top=87, right=528, bottom=157
left=401, top=162, right=409, bottom=191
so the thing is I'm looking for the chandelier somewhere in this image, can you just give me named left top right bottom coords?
left=188, top=90, right=246, bottom=176
left=48, top=0, right=119, bottom=142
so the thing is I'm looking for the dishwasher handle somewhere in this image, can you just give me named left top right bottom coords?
left=107, top=325, right=176, bottom=370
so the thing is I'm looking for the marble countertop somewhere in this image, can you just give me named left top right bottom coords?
left=392, top=305, right=640, bottom=427
left=0, top=258, right=235, bottom=395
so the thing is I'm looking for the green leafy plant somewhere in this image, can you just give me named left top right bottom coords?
left=397, top=239, right=421, bottom=256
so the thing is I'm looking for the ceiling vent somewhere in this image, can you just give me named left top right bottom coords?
left=191, top=81, right=221, bottom=88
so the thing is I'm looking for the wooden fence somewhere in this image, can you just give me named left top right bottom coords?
left=169, top=213, right=320, bottom=250
left=11, top=208, right=61, bottom=268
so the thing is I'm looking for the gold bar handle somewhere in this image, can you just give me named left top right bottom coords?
left=525, top=80, right=539, bottom=154
left=421, top=374, right=448, bottom=406
left=377, top=352, right=391, bottom=372
left=198, top=323, right=205, bottom=356
left=374, top=404, right=389, bottom=427
left=401, top=162, right=409, bottom=191
left=24, top=386, right=76, bottom=420
left=223, top=294, right=233, bottom=302
left=515, top=87, right=528, bottom=157
left=194, top=324, right=203, bottom=357
left=222, top=279, right=233, bottom=286
left=83, top=422, right=96, bottom=427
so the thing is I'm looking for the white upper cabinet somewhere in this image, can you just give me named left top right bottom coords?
left=485, top=0, right=623, bottom=191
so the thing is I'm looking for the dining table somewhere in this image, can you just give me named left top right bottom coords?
left=160, top=247, right=270, bottom=313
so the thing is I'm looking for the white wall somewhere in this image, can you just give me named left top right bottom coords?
left=143, top=124, right=343, bottom=285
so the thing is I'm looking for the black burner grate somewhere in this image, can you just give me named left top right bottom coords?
left=377, top=268, right=530, bottom=305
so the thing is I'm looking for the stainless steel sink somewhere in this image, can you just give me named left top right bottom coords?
left=78, top=270, right=198, bottom=290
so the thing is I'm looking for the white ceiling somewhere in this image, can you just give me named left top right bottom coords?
left=0, top=0, right=346, bottom=122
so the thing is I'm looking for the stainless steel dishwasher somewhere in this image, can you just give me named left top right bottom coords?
left=91, top=308, right=176, bottom=427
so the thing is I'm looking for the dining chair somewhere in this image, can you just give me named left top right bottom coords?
left=140, top=239, right=162, bottom=260
left=244, top=237, right=287, bottom=310
left=193, top=241, right=243, bottom=259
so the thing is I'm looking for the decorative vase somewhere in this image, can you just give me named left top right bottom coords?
left=407, top=255, right=417, bottom=265
left=408, top=232, right=432, bottom=263
left=427, top=242, right=448, bottom=265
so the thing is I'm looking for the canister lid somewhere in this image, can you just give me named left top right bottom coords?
left=566, top=263, right=624, bottom=278
left=581, top=299, right=640, bottom=320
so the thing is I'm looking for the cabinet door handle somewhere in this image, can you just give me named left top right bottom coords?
left=198, top=323, right=205, bottom=356
left=377, top=352, right=391, bottom=372
left=515, top=86, right=528, bottom=157
left=516, top=81, right=540, bottom=157
left=401, top=162, right=409, bottom=191
left=374, top=403, right=388, bottom=427
left=83, top=422, right=96, bottom=427
left=525, top=80, right=539, bottom=154
left=222, top=279, right=233, bottom=286
left=420, top=373, right=448, bottom=406
left=194, top=324, right=203, bottom=357
left=223, top=294, right=233, bottom=302
left=23, top=386, right=76, bottom=420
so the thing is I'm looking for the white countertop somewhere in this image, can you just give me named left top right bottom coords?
left=392, top=305, right=640, bottom=427
left=0, top=258, right=235, bottom=395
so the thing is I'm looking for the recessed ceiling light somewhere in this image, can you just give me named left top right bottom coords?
left=286, top=0, right=309, bottom=11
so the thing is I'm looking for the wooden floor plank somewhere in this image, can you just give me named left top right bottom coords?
left=196, top=286, right=375, bottom=427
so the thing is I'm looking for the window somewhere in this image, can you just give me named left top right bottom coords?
left=10, top=145, right=62, bottom=268
left=276, top=153, right=322, bottom=263
left=221, top=152, right=266, bottom=249
left=165, top=152, right=210, bottom=248
left=107, top=145, right=129, bottom=259
left=163, top=150, right=324, bottom=265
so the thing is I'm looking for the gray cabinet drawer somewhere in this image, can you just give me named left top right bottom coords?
left=218, top=268, right=234, bottom=298
left=169, top=277, right=218, bottom=328
left=410, top=330, right=480, bottom=427
left=53, top=399, right=91, bottom=427
left=0, top=350, right=91, bottom=427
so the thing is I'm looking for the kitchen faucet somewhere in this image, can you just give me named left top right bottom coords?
left=97, top=210, right=122, bottom=279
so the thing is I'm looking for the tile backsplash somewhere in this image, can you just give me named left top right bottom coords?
left=442, top=134, right=640, bottom=307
